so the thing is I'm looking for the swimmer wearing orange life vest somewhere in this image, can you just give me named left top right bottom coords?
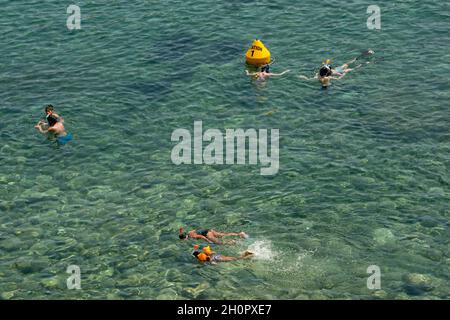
left=192, top=245, right=253, bottom=263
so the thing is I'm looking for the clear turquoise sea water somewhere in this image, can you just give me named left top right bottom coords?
left=0, top=1, right=449, bottom=299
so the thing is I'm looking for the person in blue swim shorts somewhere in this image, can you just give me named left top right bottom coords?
left=35, top=105, right=73, bottom=145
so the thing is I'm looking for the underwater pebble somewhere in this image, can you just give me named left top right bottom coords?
left=372, top=290, right=387, bottom=299
left=41, top=277, right=60, bottom=289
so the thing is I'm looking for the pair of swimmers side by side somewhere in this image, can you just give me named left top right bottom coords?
left=248, top=48, right=379, bottom=88
left=179, top=227, right=253, bottom=263
left=35, top=104, right=73, bottom=145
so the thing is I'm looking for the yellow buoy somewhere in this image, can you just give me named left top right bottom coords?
left=245, top=39, right=271, bottom=66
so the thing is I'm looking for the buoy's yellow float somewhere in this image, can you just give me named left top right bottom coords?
left=245, top=39, right=271, bottom=66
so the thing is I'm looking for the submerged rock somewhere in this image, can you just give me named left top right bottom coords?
left=372, top=290, right=388, bottom=299
left=29, top=242, right=50, bottom=255
left=419, top=216, right=439, bottom=228
left=41, top=277, right=60, bottom=289
left=14, top=257, right=49, bottom=274
left=116, top=275, right=141, bottom=288
left=183, top=282, right=210, bottom=299
left=403, top=273, right=433, bottom=286
left=165, top=268, right=183, bottom=283
left=156, top=288, right=178, bottom=300
left=87, top=186, right=113, bottom=200
left=99, top=268, right=115, bottom=277
left=0, top=200, right=10, bottom=211
left=403, top=273, right=434, bottom=295
left=21, top=188, right=60, bottom=203
left=373, top=228, right=396, bottom=245
left=1, top=291, right=16, bottom=300
left=422, top=249, right=442, bottom=262
left=0, top=175, right=8, bottom=184
left=0, top=237, right=23, bottom=252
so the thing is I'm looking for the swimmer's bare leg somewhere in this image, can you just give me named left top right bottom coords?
left=210, top=230, right=244, bottom=238
left=218, top=256, right=239, bottom=262
left=207, top=235, right=236, bottom=245
left=345, top=57, right=358, bottom=65
left=344, top=64, right=363, bottom=74
left=342, top=65, right=362, bottom=75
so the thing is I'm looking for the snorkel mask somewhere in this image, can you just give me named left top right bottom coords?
left=179, top=227, right=188, bottom=240
left=319, top=65, right=332, bottom=77
left=322, top=59, right=332, bottom=69
left=46, top=114, right=58, bottom=126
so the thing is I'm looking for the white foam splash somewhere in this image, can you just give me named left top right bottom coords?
left=247, top=240, right=277, bottom=261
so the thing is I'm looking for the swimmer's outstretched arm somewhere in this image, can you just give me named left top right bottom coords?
left=35, top=125, right=48, bottom=133
left=299, top=73, right=318, bottom=80
left=245, top=70, right=258, bottom=76
left=269, top=70, right=290, bottom=76
left=35, top=120, right=45, bottom=128
left=207, top=236, right=229, bottom=245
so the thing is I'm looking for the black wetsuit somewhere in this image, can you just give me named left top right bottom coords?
left=46, top=115, right=59, bottom=126
left=196, top=229, right=210, bottom=237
